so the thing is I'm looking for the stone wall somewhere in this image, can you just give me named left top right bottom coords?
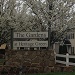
left=5, top=50, right=55, bottom=73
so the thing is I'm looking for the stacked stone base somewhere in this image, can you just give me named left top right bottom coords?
left=54, top=65, right=73, bottom=72
left=4, top=50, right=55, bottom=73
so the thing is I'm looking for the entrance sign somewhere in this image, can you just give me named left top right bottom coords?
left=10, top=29, right=49, bottom=50
left=13, top=41, right=48, bottom=47
left=14, top=32, right=48, bottom=38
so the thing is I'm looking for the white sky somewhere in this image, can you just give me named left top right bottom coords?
left=41, top=0, right=46, bottom=3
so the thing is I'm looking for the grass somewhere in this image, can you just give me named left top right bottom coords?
left=27, top=72, right=75, bottom=75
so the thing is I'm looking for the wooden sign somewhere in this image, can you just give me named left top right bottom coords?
left=13, top=41, right=48, bottom=47
left=14, top=32, right=48, bottom=38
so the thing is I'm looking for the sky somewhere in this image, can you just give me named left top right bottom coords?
left=11, top=0, right=75, bottom=16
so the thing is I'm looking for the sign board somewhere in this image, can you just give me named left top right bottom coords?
left=13, top=41, right=48, bottom=47
left=14, top=32, right=48, bottom=38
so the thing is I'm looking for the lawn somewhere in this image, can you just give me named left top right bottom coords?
left=27, top=72, right=75, bottom=75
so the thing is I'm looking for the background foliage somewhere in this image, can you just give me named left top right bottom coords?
left=0, top=0, right=75, bottom=44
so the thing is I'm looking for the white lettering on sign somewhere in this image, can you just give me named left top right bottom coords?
left=14, top=32, right=48, bottom=38
left=13, top=41, right=48, bottom=47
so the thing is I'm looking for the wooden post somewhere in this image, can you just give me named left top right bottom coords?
left=48, top=25, right=51, bottom=50
left=11, top=28, right=14, bottom=49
